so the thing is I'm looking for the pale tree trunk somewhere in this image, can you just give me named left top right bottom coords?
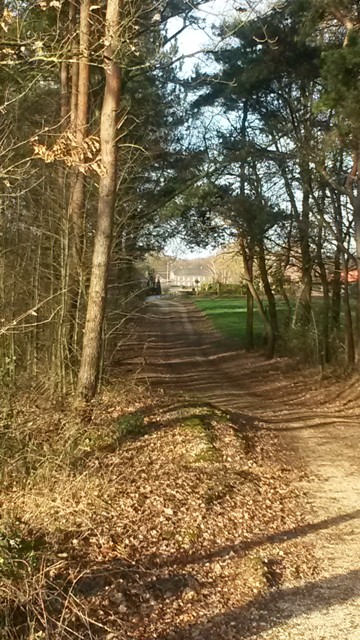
left=58, top=0, right=73, bottom=388
left=278, top=224, right=293, bottom=328
left=275, top=136, right=312, bottom=326
left=330, top=189, right=343, bottom=332
left=60, top=60, right=69, bottom=127
left=67, top=0, right=90, bottom=363
left=77, top=0, right=122, bottom=400
left=298, top=160, right=313, bottom=325
left=246, top=245, right=254, bottom=350
left=239, top=101, right=254, bottom=349
left=70, top=0, right=79, bottom=130
left=316, top=214, right=330, bottom=364
left=332, top=245, right=341, bottom=330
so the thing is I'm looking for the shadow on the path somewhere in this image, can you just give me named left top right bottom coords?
left=154, top=568, right=360, bottom=639
left=142, top=508, right=360, bottom=572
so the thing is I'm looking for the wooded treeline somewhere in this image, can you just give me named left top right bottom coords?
left=0, top=0, right=196, bottom=398
left=175, top=0, right=360, bottom=365
left=1, top=0, right=360, bottom=399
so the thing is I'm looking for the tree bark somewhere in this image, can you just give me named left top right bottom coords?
left=67, top=0, right=90, bottom=362
left=276, top=139, right=312, bottom=326
left=316, top=216, right=330, bottom=364
left=246, top=245, right=254, bottom=350
left=240, top=237, right=275, bottom=359
left=257, top=239, right=278, bottom=336
left=239, top=101, right=253, bottom=350
left=343, top=251, right=355, bottom=367
left=298, top=160, right=313, bottom=325
left=352, top=197, right=360, bottom=356
left=332, top=245, right=341, bottom=330
left=77, top=0, right=121, bottom=400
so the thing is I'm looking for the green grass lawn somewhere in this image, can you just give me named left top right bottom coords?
left=193, top=295, right=354, bottom=365
left=194, top=297, right=265, bottom=346
left=193, top=295, right=331, bottom=351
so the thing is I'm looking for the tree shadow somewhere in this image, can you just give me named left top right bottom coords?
left=154, top=568, right=360, bottom=639
left=141, top=508, right=360, bottom=572
left=29, top=505, right=360, bottom=639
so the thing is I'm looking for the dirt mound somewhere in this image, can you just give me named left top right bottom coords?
left=0, top=390, right=315, bottom=639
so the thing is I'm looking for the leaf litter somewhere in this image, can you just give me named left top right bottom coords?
left=0, top=388, right=316, bottom=639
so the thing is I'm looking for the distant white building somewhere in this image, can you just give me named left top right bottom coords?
left=156, top=259, right=213, bottom=288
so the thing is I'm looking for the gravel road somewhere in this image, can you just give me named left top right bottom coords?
left=118, top=297, right=360, bottom=639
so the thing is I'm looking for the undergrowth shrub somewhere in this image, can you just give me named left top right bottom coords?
left=116, top=411, right=146, bottom=439
left=0, top=384, right=154, bottom=639
left=278, top=324, right=321, bottom=366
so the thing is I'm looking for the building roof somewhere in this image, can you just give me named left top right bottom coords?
left=172, top=259, right=212, bottom=277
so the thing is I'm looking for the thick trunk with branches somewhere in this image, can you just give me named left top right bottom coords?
left=77, top=0, right=121, bottom=400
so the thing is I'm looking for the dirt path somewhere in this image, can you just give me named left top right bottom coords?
left=118, top=298, right=360, bottom=639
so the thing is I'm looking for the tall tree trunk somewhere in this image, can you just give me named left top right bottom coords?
left=246, top=245, right=254, bottom=350
left=67, top=0, right=90, bottom=363
left=343, top=251, right=355, bottom=367
left=239, top=102, right=253, bottom=350
left=77, top=0, right=121, bottom=400
left=70, top=0, right=79, bottom=130
left=257, top=240, right=278, bottom=336
left=60, top=60, right=70, bottom=127
left=327, top=188, right=343, bottom=332
left=332, top=187, right=355, bottom=366
left=352, top=196, right=360, bottom=358
left=246, top=285, right=254, bottom=349
left=278, top=223, right=293, bottom=329
left=276, top=141, right=312, bottom=325
left=298, top=161, right=313, bottom=325
left=332, top=245, right=341, bottom=330
left=316, top=217, right=330, bottom=364
left=240, top=237, right=275, bottom=359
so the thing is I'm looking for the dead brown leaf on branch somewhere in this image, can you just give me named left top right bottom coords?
left=32, top=130, right=104, bottom=175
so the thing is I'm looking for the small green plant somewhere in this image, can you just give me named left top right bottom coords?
left=116, top=412, right=146, bottom=439
left=0, top=529, right=43, bottom=579
left=182, top=525, right=202, bottom=544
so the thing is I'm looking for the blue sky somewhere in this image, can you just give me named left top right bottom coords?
left=168, top=1, right=237, bottom=76
left=166, top=1, right=237, bottom=258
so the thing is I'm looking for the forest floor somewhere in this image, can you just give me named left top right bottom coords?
left=117, top=296, right=360, bottom=639
left=1, top=296, right=360, bottom=639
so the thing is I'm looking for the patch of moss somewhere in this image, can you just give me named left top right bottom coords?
left=182, top=415, right=218, bottom=445
left=193, top=446, right=222, bottom=464
left=116, top=412, right=147, bottom=439
left=182, top=416, right=205, bottom=433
